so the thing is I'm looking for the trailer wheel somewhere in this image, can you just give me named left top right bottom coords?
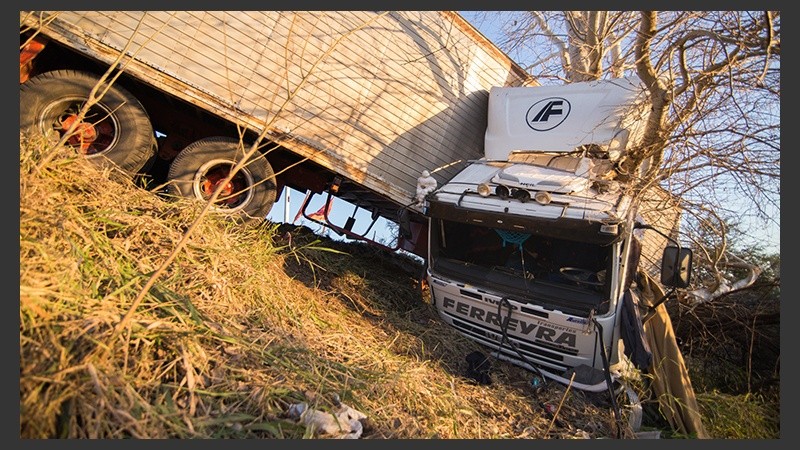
left=19, top=70, right=157, bottom=176
left=167, top=137, right=277, bottom=222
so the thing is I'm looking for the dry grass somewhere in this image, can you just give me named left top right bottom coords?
left=20, top=136, right=648, bottom=439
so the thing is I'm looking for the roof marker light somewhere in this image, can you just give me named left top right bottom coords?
left=512, top=189, right=530, bottom=203
left=495, top=185, right=510, bottom=199
left=534, top=191, right=552, bottom=205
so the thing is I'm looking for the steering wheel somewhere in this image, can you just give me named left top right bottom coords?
left=559, top=267, right=604, bottom=287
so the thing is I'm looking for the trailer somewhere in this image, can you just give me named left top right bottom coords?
left=19, top=11, right=533, bottom=255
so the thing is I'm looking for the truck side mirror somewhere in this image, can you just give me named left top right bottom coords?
left=660, top=246, right=692, bottom=288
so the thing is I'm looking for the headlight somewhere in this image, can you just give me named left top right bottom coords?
left=477, top=183, right=491, bottom=197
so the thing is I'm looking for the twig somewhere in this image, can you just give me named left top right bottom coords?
left=543, top=372, right=575, bottom=438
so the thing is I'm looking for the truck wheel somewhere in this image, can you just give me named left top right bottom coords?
left=166, top=137, right=277, bottom=222
left=20, top=69, right=157, bottom=176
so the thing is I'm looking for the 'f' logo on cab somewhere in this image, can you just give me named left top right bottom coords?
left=526, top=97, right=571, bottom=131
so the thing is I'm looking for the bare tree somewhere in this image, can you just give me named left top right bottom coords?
left=470, top=11, right=780, bottom=301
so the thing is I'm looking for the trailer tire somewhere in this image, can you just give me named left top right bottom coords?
left=167, top=137, right=277, bottom=222
left=19, top=69, right=157, bottom=176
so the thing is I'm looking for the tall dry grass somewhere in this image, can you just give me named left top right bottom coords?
left=19, top=136, right=647, bottom=439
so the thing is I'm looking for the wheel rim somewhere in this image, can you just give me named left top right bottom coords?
left=39, top=96, right=119, bottom=156
left=192, top=159, right=253, bottom=211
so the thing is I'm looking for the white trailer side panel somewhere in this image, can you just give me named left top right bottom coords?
left=20, top=11, right=533, bottom=207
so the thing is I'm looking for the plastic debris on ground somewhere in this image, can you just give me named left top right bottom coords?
left=286, top=400, right=368, bottom=439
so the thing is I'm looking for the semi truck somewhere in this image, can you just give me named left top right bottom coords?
left=19, top=11, right=692, bottom=392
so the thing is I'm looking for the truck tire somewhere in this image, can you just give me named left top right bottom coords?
left=20, top=69, right=157, bottom=176
left=166, top=137, right=277, bottom=222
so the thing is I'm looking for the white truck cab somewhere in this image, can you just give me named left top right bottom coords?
left=425, top=77, right=686, bottom=390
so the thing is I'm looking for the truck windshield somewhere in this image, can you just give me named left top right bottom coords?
left=429, top=218, right=614, bottom=315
